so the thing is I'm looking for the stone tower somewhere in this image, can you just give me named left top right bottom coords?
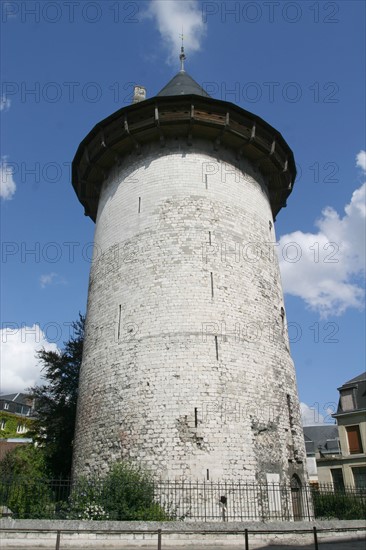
left=71, top=59, right=307, bottom=486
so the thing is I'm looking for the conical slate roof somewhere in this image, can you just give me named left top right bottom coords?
left=72, top=59, right=297, bottom=221
left=157, top=70, right=211, bottom=97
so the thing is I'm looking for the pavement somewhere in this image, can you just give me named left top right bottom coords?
left=2, top=540, right=366, bottom=550
left=73, top=545, right=363, bottom=550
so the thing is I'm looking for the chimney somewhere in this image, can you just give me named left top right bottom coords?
left=132, top=85, right=146, bottom=104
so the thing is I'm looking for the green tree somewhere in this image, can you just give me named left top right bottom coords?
left=29, top=314, right=84, bottom=478
left=0, top=444, right=47, bottom=479
left=0, top=445, right=55, bottom=519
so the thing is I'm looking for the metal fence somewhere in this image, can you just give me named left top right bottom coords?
left=0, top=478, right=365, bottom=521
left=154, top=481, right=363, bottom=521
left=156, top=480, right=310, bottom=521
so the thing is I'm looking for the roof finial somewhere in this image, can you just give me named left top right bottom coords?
left=179, top=27, right=186, bottom=72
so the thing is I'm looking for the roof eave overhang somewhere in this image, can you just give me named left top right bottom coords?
left=337, top=380, right=365, bottom=391
left=332, top=408, right=366, bottom=418
left=72, top=94, right=297, bottom=222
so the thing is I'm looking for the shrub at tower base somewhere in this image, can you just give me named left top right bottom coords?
left=67, top=462, right=172, bottom=520
left=0, top=460, right=172, bottom=520
left=1, top=459, right=365, bottom=519
left=311, top=488, right=366, bottom=520
left=0, top=445, right=55, bottom=518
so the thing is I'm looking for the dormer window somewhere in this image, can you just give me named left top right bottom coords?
left=340, top=389, right=355, bottom=411
left=16, top=424, right=27, bottom=434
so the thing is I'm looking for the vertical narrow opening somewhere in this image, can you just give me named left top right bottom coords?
left=117, top=304, right=122, bottom=340
left=269, top=220, right=273, bottom=231
left=287, top=394, right=294, bottom=429
left=208, top=231, right=212, bottom=245
left=210, top=272, right=214, bottom=298
left=287, top=393, right=300, bottom=462
left=280, top=307, right=285, bottom=333
left=205, top=174, right=208, bottom=189
left=207, top=469, right=210, bottom=481
left=215, top=335, right=219, bottom=360
left=194, top=407, right=198, bottom=428
left=138, top=197, right=141, bottom=213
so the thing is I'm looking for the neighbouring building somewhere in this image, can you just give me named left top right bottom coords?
left=303, top=425, right=341, bottom=485
left=0, top=393, right=35, bottom=459
left=302, top=373, right=366, bottom=490
left=71, top=49, right=307, bottom=491
left=330, top=373, right=366, bottom=489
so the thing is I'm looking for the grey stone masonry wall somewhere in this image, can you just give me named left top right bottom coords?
left=1, top=519, right=365, bottom=549
left=72, top=138, right=306, bottom=484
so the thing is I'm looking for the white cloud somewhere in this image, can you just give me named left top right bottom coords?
left=356, top=150, right=366, bottom=171
left=144, top=0, right=206, bottom=64
left=39, top=272, right=66, bottom=288
left=0, top=158, right=16, bottom=200
left=0, top=95, right=11, bottom=112
left=0, top=325, right=59, bottom=394
left=278, top=152, right=366, bottom=318
left=300, top=402, right=335, bottom=426
left=40, top=272, right=57, bottom=288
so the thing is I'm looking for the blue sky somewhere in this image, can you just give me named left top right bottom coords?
left=1, top=0, right=365, bottom=425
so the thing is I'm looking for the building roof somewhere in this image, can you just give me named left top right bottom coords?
left=0, top=393, right=32, bottom=406
left=303, top=425, right=340, bottom=456
left=338, top=372, right=366, bottom=387
left=0, top=393, right=35, bottom=417
left=157, top=71, right=211, bottom=98
left=335, top=371, right=366, bottom=414
left=72, top=58, right=298, bottom=222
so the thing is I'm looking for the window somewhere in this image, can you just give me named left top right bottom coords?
left=16, top=424, right=27, bottom=434
left=346, top=425, right=363, bottom=454
left=352, top=467, right=366, bottom=490
left=4, top=403, right=9, bottom=410
left=0, top=420, right=6, bottom=430
left=340, top=389, right=355, bottom=411
left=331, top=469, right=345, bottom=491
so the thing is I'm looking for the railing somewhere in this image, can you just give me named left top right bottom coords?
left=0, top=478, right=365, bottom=521
left=155, top=480, right=308, bottom=521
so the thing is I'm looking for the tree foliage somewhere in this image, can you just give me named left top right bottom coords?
left=100, top=462, right=170, bottom=520
left=29, top=314, right=84, bottom=478
left=67, top=462, right=172, bottom=521
left=312, top=488, right=366, bottom=520
left=0, top=458, right=173, bottom=520
left=0, top=445, right=55, bottom=519
left=0, top=444, right=48, bottom=479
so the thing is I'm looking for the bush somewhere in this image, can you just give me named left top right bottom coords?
left=0, top=455, right=171, bottom=520
left=101, top=462, right=160, bottom=520
left=67, top=462, right=172, bottom=521
left=313, top=489, right=366, bottom=520
left=64, top=477, right=107, bottom=520
left=0, top=478, right=56, bottom=519
left=0, top=445, right=55, bottom=519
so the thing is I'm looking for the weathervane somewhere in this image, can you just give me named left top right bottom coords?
left=179, top=27, right=186, bottom=72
